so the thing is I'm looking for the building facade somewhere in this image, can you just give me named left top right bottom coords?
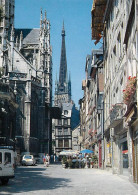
left=90, top=0, right=138, bottom=184
left=79, top=48, right=104, bottom=168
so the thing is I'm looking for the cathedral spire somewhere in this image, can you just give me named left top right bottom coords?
left=58, top=22, right=67, bottom=92
left=54, top=22, right=72, bottom=105
left=61, top=20, right=65, bottom=36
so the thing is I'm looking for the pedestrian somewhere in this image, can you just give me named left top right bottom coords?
left=46, top=154, right=50, bottom=167
left=43, top=153, right=46, bottom=167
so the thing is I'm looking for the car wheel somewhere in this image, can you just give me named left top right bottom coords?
left=1, top=178, right=9, bottom=185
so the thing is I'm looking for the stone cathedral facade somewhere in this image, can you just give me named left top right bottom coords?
left=0, top=1, right=54, bottom=156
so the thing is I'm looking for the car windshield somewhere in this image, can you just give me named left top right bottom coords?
left=24, top=155, right=32, bottom=159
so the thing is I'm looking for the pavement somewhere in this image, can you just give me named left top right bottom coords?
left=43, top=164, right=138, bottom=195
left=0, top=163, right=138, bottom=195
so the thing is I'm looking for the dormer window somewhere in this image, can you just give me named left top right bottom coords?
left=64, top=110, right=68, bottom=115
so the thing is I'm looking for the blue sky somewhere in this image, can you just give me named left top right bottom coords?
left=15, top=0, right=101, bottom=107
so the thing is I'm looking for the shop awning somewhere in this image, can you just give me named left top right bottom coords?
left=91, top=0, right=107, bottom=44
left=59, top=150, right=79, bottom=156
left=122, top=150, right=128, bottom=154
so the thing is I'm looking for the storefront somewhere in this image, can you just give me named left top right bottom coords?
left=132, top=120, right=138, bottom=183
left=134, top=135, right=138, bottom=183
left=118, top=132, right=129, bottom=176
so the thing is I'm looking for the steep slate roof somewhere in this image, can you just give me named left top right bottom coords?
left=15, top=28, right=40, bottom=44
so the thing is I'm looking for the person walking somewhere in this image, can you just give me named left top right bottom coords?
left=46, top=154, right=50, bottom=167
left=43, top=153, right=46, bottom=167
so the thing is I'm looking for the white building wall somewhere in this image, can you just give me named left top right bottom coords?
left=103, top=1, right=130, bottom=174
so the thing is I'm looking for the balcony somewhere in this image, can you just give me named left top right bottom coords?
left=110, top=103, right=124, bottom=128
left=123, top=76, right=136, bottom=107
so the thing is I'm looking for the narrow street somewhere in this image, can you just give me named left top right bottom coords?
left=0, top=164, right=138, bottom=195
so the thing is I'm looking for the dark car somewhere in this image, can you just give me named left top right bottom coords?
left=33, top=155, right=43, bottom=164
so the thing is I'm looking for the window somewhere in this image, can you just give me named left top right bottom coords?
left=64, top=139, right=69, bottom=147
left=58, top=119, right=62, bottom=125
left=64, top=128, right=68, bottom=135
left=4, top=152, right=11, bottom=165
left=110, top=9, right=114, bottom=22
left=58, top=128, right=62, bottom=135
left=117, top=33, right=121, bottom=58
left=115, top=0, right=118, bottom=7
left=64, top=110, right=68, bottom=115
left=58, top=139, right=63, bottom=148
left=64, top=119, right=68, bottom=125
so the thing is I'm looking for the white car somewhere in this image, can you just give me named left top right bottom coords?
left=0, top=146, right=15, bottom=185
left=22, top=155, right=36, bottom=166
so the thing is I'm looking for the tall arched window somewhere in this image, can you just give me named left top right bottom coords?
left=117, top=32, right=121, bottom=58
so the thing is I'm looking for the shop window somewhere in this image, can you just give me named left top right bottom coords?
left=122, top=141, right=128, bottom=168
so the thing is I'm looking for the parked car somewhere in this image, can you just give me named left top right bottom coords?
left=21, top=155, right=36, bottom=166
left=0, top=146, right=15, bottom=185
left=33, top=155, right=43, bottom=164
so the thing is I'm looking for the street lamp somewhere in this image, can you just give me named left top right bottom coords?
left=97, top=100, right=104, bottom=169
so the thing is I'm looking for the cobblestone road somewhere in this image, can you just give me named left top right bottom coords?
left=0, top=164, right=138, bottom=195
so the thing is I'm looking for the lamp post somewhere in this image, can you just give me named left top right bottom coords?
left=97, top=99, right=105, bottom=169
left=101, top=100, right=104, bottom=169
